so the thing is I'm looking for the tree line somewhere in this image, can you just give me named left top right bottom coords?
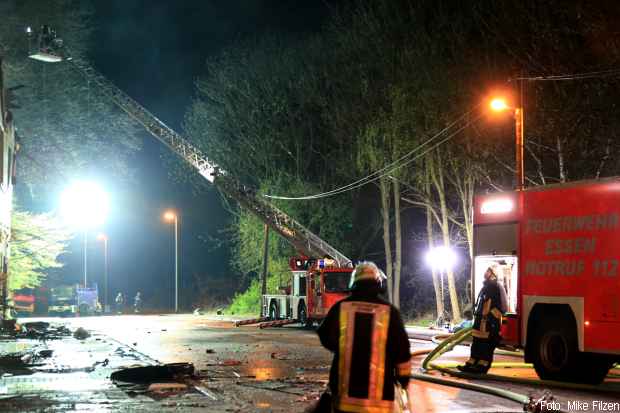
left=185, top=0, right=620, bottom=319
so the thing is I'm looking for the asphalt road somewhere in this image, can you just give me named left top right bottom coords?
left=2, top=314, right=619, bottom=412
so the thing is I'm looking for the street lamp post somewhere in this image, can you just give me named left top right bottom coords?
left=60, top=181, right=110, bottom=287
left=490, top=98, right=525, bottom=190
left=164, top=211, right=179, bottom=313
left=83, top=230, right=88, bottom=287
left=97, top=234, right=109, bottom=313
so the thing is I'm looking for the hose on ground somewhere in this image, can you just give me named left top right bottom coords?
left=410, top=326, right=620, bottom=412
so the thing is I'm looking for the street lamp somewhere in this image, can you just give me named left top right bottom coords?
left=97, top=233, right=109, bottom=313
left=60, top=181, right=109, bottom=287
left=164, top=210, right=179, bottom=313
left=489, top=97, right=525, bottom=191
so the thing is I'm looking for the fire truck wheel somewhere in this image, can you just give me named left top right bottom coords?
left=577, top=353, right=614, bottom=384
left=269, top=301, right=278, bottom=321
left=531, top=316, right=579, bottom=381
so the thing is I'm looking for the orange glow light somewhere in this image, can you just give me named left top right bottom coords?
left=164, top=211, right=176, bottom=221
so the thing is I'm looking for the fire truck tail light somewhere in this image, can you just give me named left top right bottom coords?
left=480, top=198, right=514, bottom=214
left=585, top=320, right=590, bottom=326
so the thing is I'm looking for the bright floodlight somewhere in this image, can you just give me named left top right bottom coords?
left=60, top=181, right=109, bottom=228
left=490, top=98, right=509, bottom=112
left=163, top=211, right=176, bottom=221
left=425, top=246, right=457, bottom=271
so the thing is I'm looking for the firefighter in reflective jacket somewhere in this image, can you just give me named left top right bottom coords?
left=458, top=266, right=507, bottom=374
left=317, top=261, right=412, bottom=413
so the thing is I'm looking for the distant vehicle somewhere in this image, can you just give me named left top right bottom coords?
left=48, top=284, right=100, bottom=316
left=11, top=288, right=36, bottom=316
left=261, top=257, right=351, bottom=328
left=473, top=178, right=620, bottom=384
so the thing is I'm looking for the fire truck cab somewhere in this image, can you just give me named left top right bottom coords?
left=473, top=178, right=620, bottom=383
left=262, top=257, right=351, bottom=327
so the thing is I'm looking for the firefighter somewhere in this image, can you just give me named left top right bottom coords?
left=457, top=266, right=507, bottom=374
left=316, top=261, right=412, bottom=413
left=134, top=291, right=142, bottom=313
left=115, top=292, right=124, bottom=314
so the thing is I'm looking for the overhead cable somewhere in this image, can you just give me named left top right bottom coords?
left=512, top=68, right=620, bottom=82
left=264, top=108, right=481, bottom=200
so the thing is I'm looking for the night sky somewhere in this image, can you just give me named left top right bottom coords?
left=59, top=1, right=332, bottom=310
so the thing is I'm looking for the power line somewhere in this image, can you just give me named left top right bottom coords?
left=512, top=68, right=620, bottom=82
left=264, top=108, right=481, bottom=200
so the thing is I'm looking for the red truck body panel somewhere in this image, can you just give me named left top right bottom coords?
left=474, top=178, right=620, bottom=355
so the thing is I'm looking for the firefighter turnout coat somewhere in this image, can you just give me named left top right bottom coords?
left=472, top=278, right=507, bottom=342
left=317, top=293, right=412, bottom=413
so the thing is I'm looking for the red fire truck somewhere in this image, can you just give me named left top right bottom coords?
left=261, top=257, right=352, bottom=328
left=473, top=178, right=620, bottom=383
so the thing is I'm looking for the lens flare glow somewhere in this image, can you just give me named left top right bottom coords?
left=425, top=246, right=457, bottom=271
left=60, top=181, right=109, bottom=228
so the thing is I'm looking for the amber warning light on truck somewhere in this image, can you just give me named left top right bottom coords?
left=480, top=198, right=514, bottom=214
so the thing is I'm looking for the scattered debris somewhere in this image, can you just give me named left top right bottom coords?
left=1, top=321, right=71, bottom=341
left=206, top=349, right=215, bottom=354
left=192, top=384, right=218, bottom=400
left=73, top=327, right=90, bottom=340
left=147, top=382, right=188, bottom=392
left=22, top=322, right=50, bottom=331
left=111, top=362, right=195, bottom=383
left=220, top=359, right=242, bottom=366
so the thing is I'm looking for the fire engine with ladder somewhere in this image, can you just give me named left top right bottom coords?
left=27, top=26, right=353, bottom=328
left=474, top=179, right=620, bottom=383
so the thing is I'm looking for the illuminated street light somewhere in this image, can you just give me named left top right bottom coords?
left=163, top=210, right=179, bottom=313
left=489, top=98, right=508, bottom=112
left=60, top=181, right=109, bottom=229
left=489, top=97, right=525, bottom=191
left=60, top=181, right=109, bottom=287
left=97, top=233, right=109, bottom=313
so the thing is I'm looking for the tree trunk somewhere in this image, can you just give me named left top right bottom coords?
left=429, top=151, right=461, bottom=322
left=425, top=158, right=444, bottom=320
left=556, top=137, right=566, bottom=183
left=392, top=178, right=402, bottom=308
left=380, top=177, right=393, bottom=303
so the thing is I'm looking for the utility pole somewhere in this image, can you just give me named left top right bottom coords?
left=83, top=230, right=88, bottom=287
left=260, top=224, right=270, bottom=316
left=174, top=215, right=179, bottom=313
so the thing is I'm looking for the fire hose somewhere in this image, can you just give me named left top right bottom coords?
left=409, top=327, right=620, bottom=412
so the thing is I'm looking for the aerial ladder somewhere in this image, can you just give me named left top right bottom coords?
left=26, top=26, right=352, bottom=323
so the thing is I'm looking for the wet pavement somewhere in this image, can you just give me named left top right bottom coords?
left=1, top=314, right=619, bottom=412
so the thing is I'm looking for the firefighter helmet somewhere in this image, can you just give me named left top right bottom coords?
left=349, top=261, right=387, bottom=294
